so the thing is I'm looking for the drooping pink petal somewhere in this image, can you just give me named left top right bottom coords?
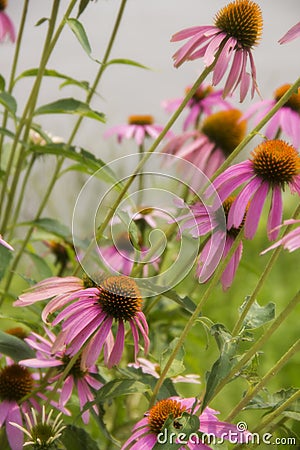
left=228, top=177, right=262, bottom=230
left=60, top=375, right=74, bottom=406
left=211, top=37, right=235, bottom=84
left=0, top=12, right=15, bottom=43
left=244, top=181, right=269, bottom=239
left=221, top=239, right=243, bottom=290
left=107, top=320, right=125, bottom=368
left=81, top=317, right=113, bottom=367
left=279, top=21, right=300, bottom=44
left=267, top=185, right=283, bottom=241
left=7, top=402, right=23, bottom=450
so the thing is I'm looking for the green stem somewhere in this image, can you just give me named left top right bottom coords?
left=1, top=0, right=128, bottom=301
left=137, top=143, right=145, bottom=206
left=210, top=77, right=300, bottom=183
left=74, top=63, right=217, bottom=276
left=232, top=202, right=300, bottom=335
left=225, top=338, right=300, bottom=422
left=1, top=0, right=61, bottom=233
left=0, top=0, right=30, bottom=207
left=209, top=290, right=300, bottom=403
left=149, top=229, right=244, bottom=407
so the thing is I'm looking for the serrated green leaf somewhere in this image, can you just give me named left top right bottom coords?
left=202, top=324, right=239, bottom=410
left=66, top=18, right=92, bottom=56
left=245, top=388, right=299, bottom=411
left=34, top=98, right=105, bottom=122
left=240, top=298, right=275, bottom=329
left=96, top=379, right=150, bottom=403
left=60, top=425, right=100, bottom=450
left=25, top=250, right=53, bottom=278
left=0, top=244, right=13, bottom=281
left=160, top=338, right=185, bottom=378
left=106, top=58, right=150, bottom=70
left=0, top=330, right=35, bottom=361
left=0, top=92, right=17, bottom=116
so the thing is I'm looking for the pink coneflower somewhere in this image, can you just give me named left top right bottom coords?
left=104, top=115, right=173, bottom=146
left=121, top=397, right=251, bottom=449
left=128, top=358, right=201, bottom=384
left=171, top=0, right=263, bottom=102
left=0, top=361, right=42, bottom=450
left=51, top=275, right=149, bottom=369
left=162, top=83, right=231, bottom=130
left=13, top=274, right=103, bottom=323
left=162, top=109, right=246, bottom=178
left=209, top=139, right=300, bottom=241
left=0, top=233, right=14, bottom=251
left=20, top=328, right=103, bottom=424
left=243, top=84, right=300, bottom=148
left=0, top=1, right=15, bottom=43
left=261, top=219, right=300, bottom=254
left=100, top=232, right=159, bottom=276
left=279, top=21, right=300, bottom=44
left=177, top=196, right=244, bottom=290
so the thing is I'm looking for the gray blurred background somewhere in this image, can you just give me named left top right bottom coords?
left=2, top=0, right=300, bottom=228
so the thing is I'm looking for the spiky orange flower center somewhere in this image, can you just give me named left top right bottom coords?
left=0, top=0, right=7, bottom=12
left=0, top=364, right=33, bottom=401
left=252, top=140, right=300, bottom=185
left=98, top=275, right=142, bottom=321
left=128, top=115, right=154, bottom=126
left=201, top=109, right=246, bottom=156
left=148, top=399, right=186, bottom=434
left=185, top=85, right=214, bottom=102
left=214, top=0, right=263, bottom=48
left=274, top=84, right=300, bottom=113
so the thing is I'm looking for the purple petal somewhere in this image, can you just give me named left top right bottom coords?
left=81, top=317, right=113, bottom=367
left=221, top=239, right=243, bottom=290
left=244, top=181, right=269, bottom=239
left=107, top=320, right=125, bottom=368
left=279, top=21, right=300, bottom=44
left=7, top=402, right=23, bottom=450
left=228, top=177, right=262, bottom=229
left=267, top=185, right=283, bottom=241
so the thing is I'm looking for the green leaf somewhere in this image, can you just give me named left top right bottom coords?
left=0, top=244, right=13, bottom=281
left=60, top=425, right=100, bottom=450
left=162, top=289, right=197, bottom=314
left=77, top=0, right=91, bottom=18
left=0, top=92, right=17, bottom=116
left=246, top=388, right=300, bottom=411
left=15, top=68, right=90, bottom=93
left=30, top=217, right=71, bottom=239
left=0, top=127, right=16, bottom=140
left=0, top=330, right=35, bottom=361
left=160, top=338, right=185, bottom=378
left=106, top=58, right=150, bottom=70
left=240, top=298, right=275, bottom=329
left=0, top=74, right=5, bottom=91
left=25, top=250, right=53, bottom=278
left=34, top=98, right=105, bottom=122
left=96, top=379, right=150, bottom=403
left=202, top=324, right=239, bottom=410
left=66, top=18, right=92, bottom=56
left=35, top=17, right=48, bottom=26
left=29, top=143, right=121, bottom=188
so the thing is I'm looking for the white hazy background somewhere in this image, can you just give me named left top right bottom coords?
left=2, top=0, right=300, bottom=228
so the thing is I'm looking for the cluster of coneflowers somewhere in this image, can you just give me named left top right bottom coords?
left=0, top=1, right=300, bottom=449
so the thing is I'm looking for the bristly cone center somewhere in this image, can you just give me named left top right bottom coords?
left=0, top=364, right=33, bottom=401
left=201, top=109, right=246, bottom=157
left=98, top=275, right=142, bottom=321
left=252, top=140, right=300, bottom=186
left=274, top=84, right=300, bottom=113
left=148, top=399, right=186, bottom=434
left=214, top=0, right=263, bottom=48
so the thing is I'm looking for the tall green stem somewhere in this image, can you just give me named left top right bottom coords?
left=232, top=202, right=300, bottom=335
left=0, top=0, right=30, bottom=204
left=225, top=339, right=300, bottom=421
left=0, top=0, right=62, bottom=232
left=149, top=230, right=244, bottom=406
left=2, top=0, right=128, bottom=300
left=208, top=290, right=300, bottom=403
